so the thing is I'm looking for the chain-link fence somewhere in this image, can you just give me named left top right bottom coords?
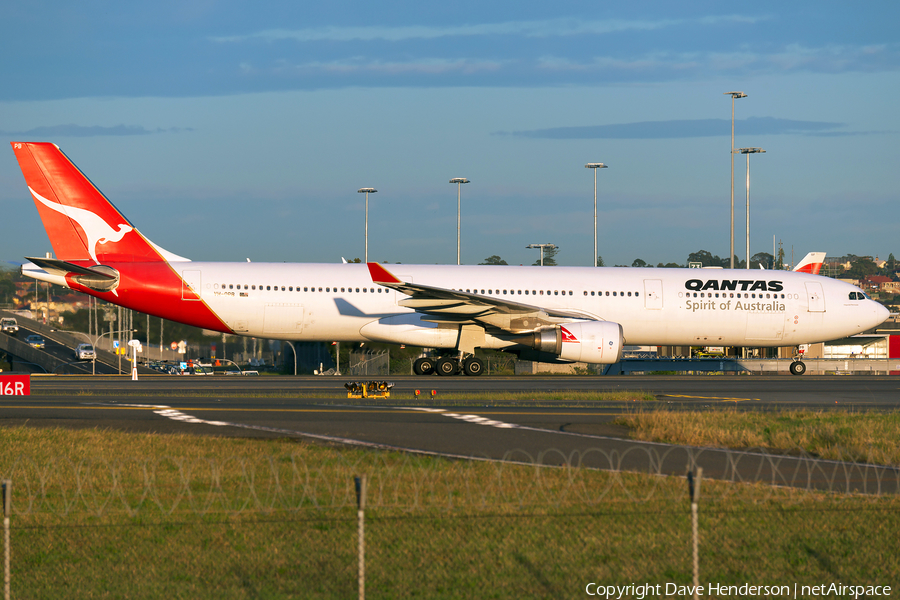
left=349, top=350, right=390, bottom=377
left=2, top=449, right=898, bottom=598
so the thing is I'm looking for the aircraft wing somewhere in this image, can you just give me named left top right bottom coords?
left=366, top=262, right=599, bottom=333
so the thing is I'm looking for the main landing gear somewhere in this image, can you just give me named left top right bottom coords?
left=414, top=355, right=484, bottom=376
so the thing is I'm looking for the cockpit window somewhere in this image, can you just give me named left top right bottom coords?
left=849, top=291, right=870, bottom=300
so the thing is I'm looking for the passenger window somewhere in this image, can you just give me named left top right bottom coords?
left=266, top=286, right=271, bottom=291
left=613, top=292, right=617, bottom=297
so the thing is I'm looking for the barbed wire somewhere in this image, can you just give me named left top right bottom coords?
left=2, top=446, right=897, bottom=518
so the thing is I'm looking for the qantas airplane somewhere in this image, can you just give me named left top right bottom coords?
left=10, top=142, right=889, bottom=376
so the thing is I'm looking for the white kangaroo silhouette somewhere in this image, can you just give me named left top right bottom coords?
left=29, top=186, right=133, bottom=264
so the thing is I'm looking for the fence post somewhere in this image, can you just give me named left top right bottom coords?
left=3, top=479, right=10, bottom=600
left=355, top=475, right=367, bottom=600
left=688, top=468, right=702, bottom=600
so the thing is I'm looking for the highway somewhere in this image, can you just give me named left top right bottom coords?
left=1, top=309, right=144, bottom=375
left=3, top=374, right=899, bottom=494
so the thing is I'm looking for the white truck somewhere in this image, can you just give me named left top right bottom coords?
left=1, top=318, right=18, bottom=336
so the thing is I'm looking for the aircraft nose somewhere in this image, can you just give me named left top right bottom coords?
left=872, top=302, right=891, bottom=328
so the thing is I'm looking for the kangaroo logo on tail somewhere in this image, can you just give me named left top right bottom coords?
left=29, top=186, right=133, bottom=264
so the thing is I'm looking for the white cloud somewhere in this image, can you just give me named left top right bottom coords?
left=210, top=15, right=766, bottom=44
left=263, top=57, right=506, bottom=76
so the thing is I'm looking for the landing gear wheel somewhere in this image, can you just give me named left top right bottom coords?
left=436, top=357, right=459, bottom=376
left=463, top=357, right=484, bottom=376
left=413, top=358, right=435, bottom=376
left=789, top=361, right=807, bottom=376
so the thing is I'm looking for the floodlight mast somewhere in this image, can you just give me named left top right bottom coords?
left=357, top=188, right=377, bottom=263
left=725, top=91, right=747, bottom=269
left=585, top=163, right=607, bottom=267
left=526, top=243, right=557, bottom=267
left=449, top=178, right=469, bottom=265
left=736, top=148, right=765, bottom=269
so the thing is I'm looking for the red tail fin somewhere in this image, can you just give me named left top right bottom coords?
left=11, top=142, right=169, bottom=264
left=792, top=252, right=826, bottom=275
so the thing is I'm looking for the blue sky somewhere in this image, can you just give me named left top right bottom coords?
left=1, top=1, right=898, bottom=268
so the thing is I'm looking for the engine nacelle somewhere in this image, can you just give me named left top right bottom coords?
left=530, top=321, right=624, bottom=364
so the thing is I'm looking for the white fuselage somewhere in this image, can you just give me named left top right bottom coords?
left=177, top=262, right=887, bottom=349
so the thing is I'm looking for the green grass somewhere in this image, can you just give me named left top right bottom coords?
left=2, top=425, right=899, bottom=598
left=617, top=408, right=900, bottom=465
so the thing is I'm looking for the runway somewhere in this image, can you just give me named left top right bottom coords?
left=4, top=375, right=900, bottom=494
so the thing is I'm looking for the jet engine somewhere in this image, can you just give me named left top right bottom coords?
left=527, top=321, right=624, bottom=364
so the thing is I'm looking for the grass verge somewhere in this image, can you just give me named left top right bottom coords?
left=1, top=425, right=898, bottom=598
left=616, top=408, right=900, bottom=465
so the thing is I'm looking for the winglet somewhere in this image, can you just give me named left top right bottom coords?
left=367, top=262, right=402, bottom=284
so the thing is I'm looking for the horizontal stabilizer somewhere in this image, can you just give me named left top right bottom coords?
left=25, top=256, right=120, bottom=292
left=25, top=256, right=117, bottom=279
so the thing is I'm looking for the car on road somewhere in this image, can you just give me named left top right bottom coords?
left=25, top=334, right=45, bottom=349
left=0, top=318, right=18, bottom=336
left=75, top=343, right=96, bottom=360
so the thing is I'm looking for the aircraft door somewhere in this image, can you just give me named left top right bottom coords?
left=643, top=279, right=663, bottom=309
left=805, top=282, right=825, bottom=312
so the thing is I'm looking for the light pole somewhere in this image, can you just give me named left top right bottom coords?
left=283, top=341, right=297, bottom=376
left=724, top=91, right=747, bottom=269
left=585, top=163, right=607, bottom=266
left=526, top=243, right=557, bottom=267
left=449, top=178, right=469, bottom=265
left=736, top=148, right=765, bottom=269
left=357, top=188, right=377, bottom=262
left=215, top=357, right=243, bottom=375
